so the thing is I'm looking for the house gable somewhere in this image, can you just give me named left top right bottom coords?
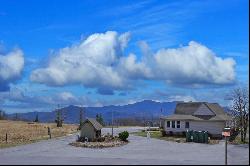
left=193, top=103, right=215, bottom=116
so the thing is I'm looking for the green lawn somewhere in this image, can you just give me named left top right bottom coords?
left=132, top=131, right=223, bottom=144
left=131, top=131, right=186, bottom=143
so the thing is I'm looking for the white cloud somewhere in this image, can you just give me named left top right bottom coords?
left=0, top=49, right=24, bottom=91
left=30, top=31, right=129, bottom=90
left=167, top=95, right=196, bottom=102
left=30, top=31, right=236, bottom=91
left=0, top=87, right=93, bottom=110
left=153, top=41, right=236, bottom=85
left=118, top=53, right=152, bottom=79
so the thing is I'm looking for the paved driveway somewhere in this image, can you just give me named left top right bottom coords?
left=0, top=127, right=248, bottom=165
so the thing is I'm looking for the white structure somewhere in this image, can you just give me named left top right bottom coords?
left=161, top=102, right=232, bottom=138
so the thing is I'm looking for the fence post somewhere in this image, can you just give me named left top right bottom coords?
left=5, top=133, right=8, bottom=143
left=48, top=127, right=51, bottom=139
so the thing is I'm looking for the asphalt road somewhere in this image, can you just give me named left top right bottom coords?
left=0, top=127, right=249, bottom=165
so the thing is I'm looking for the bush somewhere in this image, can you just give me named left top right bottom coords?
left=161, top=130, right=166, bottom=137
left=168, top=131, right=173, bottom=136
left=93, top=137, right=105, bottom=142
left=118, top=131, right=129, bottom=141
left=77, top=136, right=86, bottom=142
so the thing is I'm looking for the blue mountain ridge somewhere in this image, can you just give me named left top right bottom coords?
left=8, top=100, right=177, bottom=124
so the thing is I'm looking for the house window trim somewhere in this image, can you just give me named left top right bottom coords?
left=167, top=121, right=170, bottom=128
left=185, top=121, right=190, bottom=129
left=177, top=121, right=180, bottom=128
left=171, top=121, right=175, bottom=128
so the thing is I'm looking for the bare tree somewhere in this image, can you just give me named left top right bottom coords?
left=230, top=87, right=249, bottom=143
left=55, top=105, right=63, bottom=127
left=0, top=110, right=7, bottom=120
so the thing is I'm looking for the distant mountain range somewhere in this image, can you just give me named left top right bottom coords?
left=7, top=100, right=177, bottom=124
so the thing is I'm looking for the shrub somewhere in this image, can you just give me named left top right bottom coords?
left=118, top=131, right=129, bottom=141
left=161, top=130, right=166, bottom=137
left=93, top=137, right=105, bottom=142
left=77, top=136, right=86, bottom=142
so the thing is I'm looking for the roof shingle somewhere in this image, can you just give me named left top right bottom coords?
left=84, top=118, right=103, bottom=130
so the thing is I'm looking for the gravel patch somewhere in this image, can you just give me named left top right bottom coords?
left=69, top=140, right=128, bottom=148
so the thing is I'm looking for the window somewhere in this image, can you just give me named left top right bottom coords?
left=167, top=121, right=170, bottom=128
left=177, top=121, right=180, bottom=128
left=185, top=122, right=189, bottom=128
left=171, top=121, right=175, bottom=128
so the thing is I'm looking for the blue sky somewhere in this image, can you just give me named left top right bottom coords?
left=0, top=0, right=249, bottom=113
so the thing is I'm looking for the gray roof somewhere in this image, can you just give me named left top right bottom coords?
left=205, top=103, right=226, bottom=115
left=84, top=118, right=103, bottom=130
left=175, top=102, right=203, bottom=115
left=161, top=114, right=202, bottom=121
left=162, top=102, right=232, bottom=121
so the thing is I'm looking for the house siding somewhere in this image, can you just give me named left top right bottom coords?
left=164, top=120, right=226, bottom=135
left=190, top=121, right=226, bottom=135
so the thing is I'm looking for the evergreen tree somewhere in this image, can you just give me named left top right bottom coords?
left=96, top=113, right=104, bottom=126
left=0, top=110, right=6, bottom=120
left=34, top=113, right=39, bottom=122
left=55, top=107, right=63, bottom=127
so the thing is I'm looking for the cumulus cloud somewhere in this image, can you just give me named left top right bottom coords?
left=0, top=49, right=24, bottom=91
left=30, top=31, right=236, bottom=92
left=153, top=41, right=236, bottom=86
left=0, top=88, right=92, bottom=109
left=167, top=95, right=196, bottom=102
left=30, top=31, right=129, bottom=90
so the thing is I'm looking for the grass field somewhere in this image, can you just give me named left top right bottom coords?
left=0, top=120, right=78, bottom=148
left=132, top=131, right=228, bottom=144
left=132, top=130, right=186, bottom=143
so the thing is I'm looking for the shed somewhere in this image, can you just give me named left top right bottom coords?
left=80, top=118, right=103, bottom=141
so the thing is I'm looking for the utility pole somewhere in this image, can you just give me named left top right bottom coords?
left=225, top=136, right=227, bottom=165
left=79, top=107, right=83, bottom=130
left=223, top=127, right=230, bottom=165
left=160, top=108, right=162, bottom=128
left=111, top=110, right=114, bottom=137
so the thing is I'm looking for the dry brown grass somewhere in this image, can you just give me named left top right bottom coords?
left=0, top=120, right=78, bottom=148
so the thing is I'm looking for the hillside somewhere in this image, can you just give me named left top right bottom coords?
left=7, top=100, right=177, bottom=124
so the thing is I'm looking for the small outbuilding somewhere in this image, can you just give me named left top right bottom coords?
left=80, top=118, right=103, bottom=141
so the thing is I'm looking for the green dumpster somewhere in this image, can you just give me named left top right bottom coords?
left=204, top=131, right=208, bottom=143
left=201, top=131, right=206, bottom=143
left=186, top=130, right=190, bottom=142
left=197, top=131, right=201, bottom=143
left=193, top=131, right=199, bottom=143
left=189, top=130, right=194, bottom=142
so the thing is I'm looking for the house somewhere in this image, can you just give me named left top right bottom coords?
left=161, top=102, right=232, bottom=138
left=80, top=118, right=103, bottom=141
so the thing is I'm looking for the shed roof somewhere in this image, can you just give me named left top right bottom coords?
left=84, top=118, right=103, bottom=130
